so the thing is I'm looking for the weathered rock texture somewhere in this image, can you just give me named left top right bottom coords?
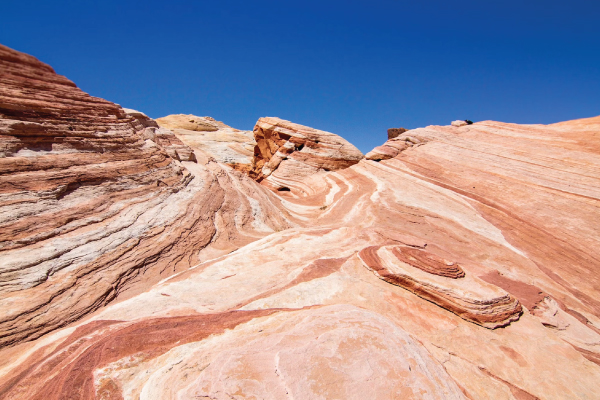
left=358, top=245, right=522, bottom=328
left=388, top=127, right=407, bottom=139
left=249, top=117, right=364, bottom=191
left=0, top=44, right=291, bottom=348
left=156, top=114, right=256, bottom=172
left=1, top=44, right=600, bottom=400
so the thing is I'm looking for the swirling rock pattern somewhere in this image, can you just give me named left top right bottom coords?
left=1, top=43, right=600, bottom=399
left=358, top=245, right=521, bottom=328
left=0, top=44, right=291, bottom=347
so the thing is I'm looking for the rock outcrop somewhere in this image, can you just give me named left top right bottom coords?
left=0, top=44, right=291, bottom=348
left=157, top=114, right=256, bottom=172
left=124, top=109, right=197, bottom=162
left=155, top=114, right=221, bottom=132
left=1, top=44, right=600, bottom=400
left=358, top=245, right=522, bottom=328
left=451, top=120, right=468, bottom=127
left=249, top=117, right=364, bottom=191
left=387, top=127, right=407, bottom=139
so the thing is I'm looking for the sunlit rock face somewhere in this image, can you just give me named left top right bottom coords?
left=249, top=116, right=364, bottom=191
left=1, top=43, right=600, bottom=400
left=0, top=44, right=291, bottom=348
left=156, top=114, right=256, bottom=172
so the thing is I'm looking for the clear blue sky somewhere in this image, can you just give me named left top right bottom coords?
left=1, top=0, right=599, bottom=152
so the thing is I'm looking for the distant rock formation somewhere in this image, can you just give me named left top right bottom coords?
left=2, top=43, right=600, bottom=400
left=156, top=114, right=220, bottom=131
left=125, top=109, right=197, bottom=162
left=451, top=120, right=468, bottom=127
left=249, top=117, right=363, bottom=191
left=157, top=114, right=255, bottom=172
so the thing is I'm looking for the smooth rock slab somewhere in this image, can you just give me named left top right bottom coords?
left=97, top=305, right=467, bottom=400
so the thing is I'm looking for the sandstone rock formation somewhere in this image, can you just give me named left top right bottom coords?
left=124, top=109, right=197, bottom=162
left=249, top=117, right=364, bottom=191
left=1, top=43, right=600, bottom=400
left=358, top=245, right=522, bottom=328
left=157, top=114, right=256, bottom=172
left=155, top=113, right=221, bottom=132
left=388, top=127, right=407, bottom=139
left=0, top=44, right=291, bottom=348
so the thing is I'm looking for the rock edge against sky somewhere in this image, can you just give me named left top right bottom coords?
left=1, top=43, right=600, bottom=399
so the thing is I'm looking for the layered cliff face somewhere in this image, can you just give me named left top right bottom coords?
left=1, top=44, right=600, bottom=400
left=0, top=44, right=292, bottom=348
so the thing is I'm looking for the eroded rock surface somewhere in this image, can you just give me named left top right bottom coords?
left=358, top=245, right=522, bottom=328
left=249, top=117, right=364, bottom=191
left=156, top=114, right=256, bottom=172
left=0, top=44, right=291, bottom=347
left=1, top=44, right=600, bottom=400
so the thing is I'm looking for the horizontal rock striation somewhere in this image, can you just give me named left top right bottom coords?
left=391, top=246, right=465, bottom=278
left=358, top=245, right=522, bottom=328
left=249, top=117, right=363, bottom=191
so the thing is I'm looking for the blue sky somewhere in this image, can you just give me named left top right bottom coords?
left=1, top=0, right=599, bottom=153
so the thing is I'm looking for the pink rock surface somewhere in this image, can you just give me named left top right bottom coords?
left=249, top=117, right=364, bottom=191
left=358, top=245, right=522, bottom=328
left=0, top=44, right=291, bottom=347
left=365, top=144, right=401, bottom=160
left=1, top=44, right=600, bottom=400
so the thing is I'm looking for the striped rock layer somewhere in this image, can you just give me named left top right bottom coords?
left=0, top=44, right=291, bottom=348
left=358, top=245, right=522, bottom=328
left=249, top=116, right=364, bottom=191
left=1, top=43, right=600, bottom=399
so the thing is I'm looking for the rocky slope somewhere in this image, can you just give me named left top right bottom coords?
left=1, top=44, right=600, bottom=399
left=0, top=44, right=291, bottom=348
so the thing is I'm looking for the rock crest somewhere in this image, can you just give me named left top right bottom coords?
left=157, top=113, right=255, bottom=172
left=249, top=117, right=363, bottom=190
